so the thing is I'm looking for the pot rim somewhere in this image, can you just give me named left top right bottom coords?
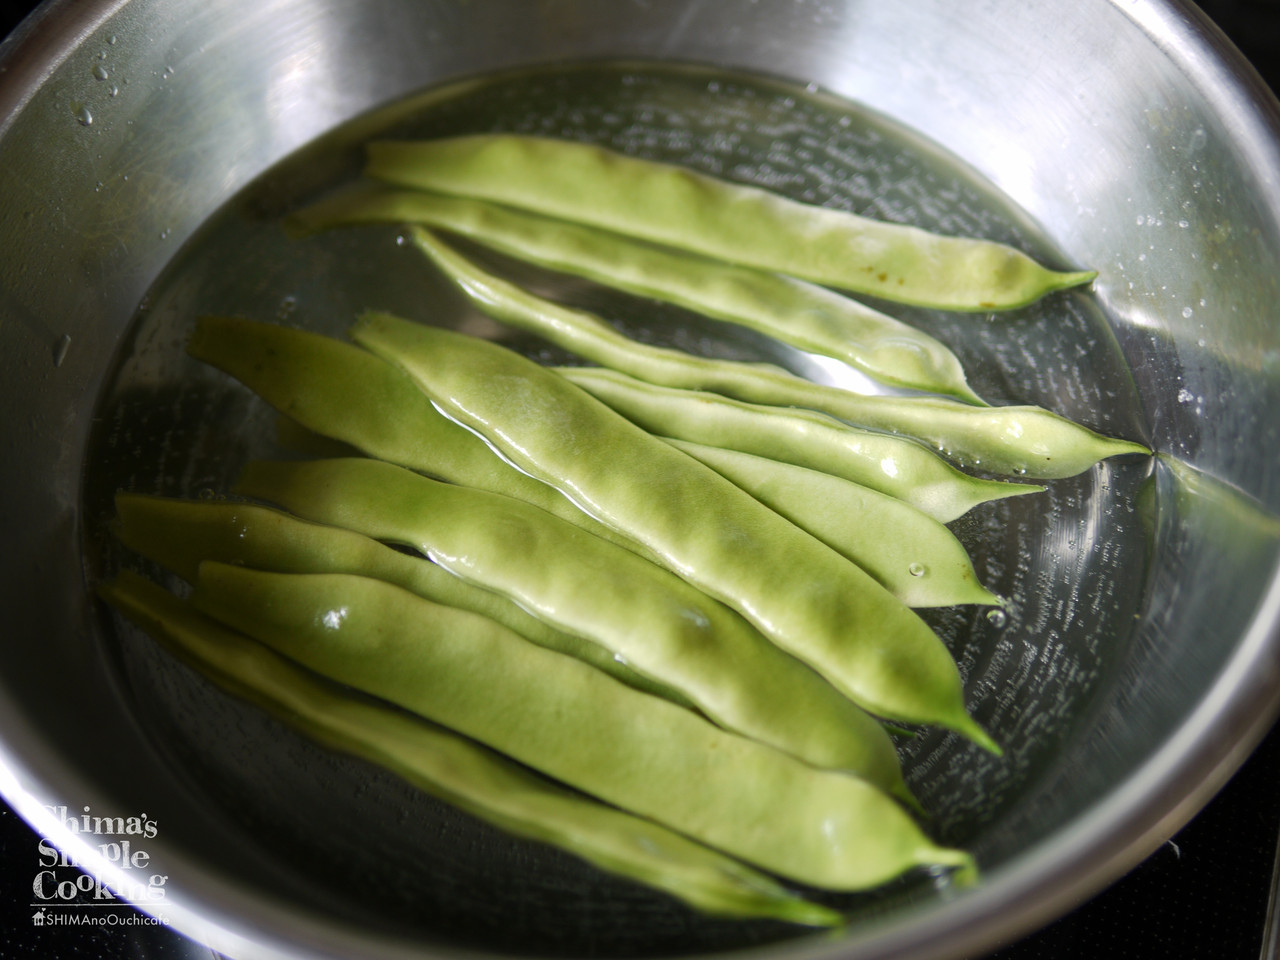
left=1, top=2, right=1278, bottom=958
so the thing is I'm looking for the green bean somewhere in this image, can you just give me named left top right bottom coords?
left=666, top=440, right=1001, bottom=609
left=291, top=185, right=983, bottom=402
left=351, top=312, right=999, bottom=752
left=233, top=456, right=912, bottom=794
left=112, top=493, right=689, bottom=706
left=97, top=571, right=842, bottom=924
left=558, top=365, right=1037, bottom=524
left=400, top=227, right=1141, bottom=479
left=189, top=563, right=977, bottom=890
left=698, top=383, right=1147, bottom=482
left=364, top=134, right=1094, bottom=311
left=187, top=316, right=647, bottom=555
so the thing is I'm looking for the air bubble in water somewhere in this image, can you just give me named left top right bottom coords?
left=73, top=105, right=93, bottom=126
left=908, top=562, right=926, bottom=578
left=92, top=64, right=109, bottom=81
left=986, top=609, right=1008, bottom=629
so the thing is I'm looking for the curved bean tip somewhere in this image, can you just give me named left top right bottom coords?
left=959, top=720, right=1003, bottom=758
left=952, top=383, right=989, bottom=407
left=783, top=901, right=846, bottom=929
left=1064, top=268, right=1099, bottom=288
left=895, top=787, right=928, bottom=818
left=943, top=854, right=981, bottom=891
left=1041, top=268, right=1097, bottom=299
left=971, top=585, right=1005, bottom=608
left=1117, top=439, right=1154, bottom=458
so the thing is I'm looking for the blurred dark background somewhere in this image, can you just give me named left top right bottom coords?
left=0, top=1, right=1278, bottom=958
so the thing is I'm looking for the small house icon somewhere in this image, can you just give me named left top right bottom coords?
left=31, top=908, right=47, bottom=926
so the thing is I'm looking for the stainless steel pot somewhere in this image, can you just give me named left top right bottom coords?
left=2, top=1, right=1279, bottom=958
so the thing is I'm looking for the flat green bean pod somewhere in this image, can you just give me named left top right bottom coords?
left=98, top=571, right=842, bottom=924
left=292, top=186, right=982, bottom=403
left=351, top=312, right=999, bottom=751
left=190, top=563, right=977, bottom=890
left=398, top=229, right=1140, bottom=479
left=233, top=455, right=912, bottom=794
left=364, top=134, right=1094, bottom=311
left=666, top=440, right=1001, bottom=609
left=112, top=493, right=689, bottom=706
left=187, top=316, right=646, bottom=555
left=558, top=365, right=1038, bottom=524
left=686, top=379, right=1148, bottom=482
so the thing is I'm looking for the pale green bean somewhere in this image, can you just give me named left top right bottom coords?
left=98, top=571, right=843, bottom=923
left=233, top=455, right=914, bottom=794
left=667, top=440, right=1001, bottom=608
left=364, top=134, right=1094, bottom=311
left=400, top=227, right=1140, bottom=479
left=559, top=365, right=1039, bottom=523
left=351, top=312, right=1000, bottom=751
left=291, top=185, right=982, bottom=402
left=113, top=493, right=689, bottom=705
left=187, top=316, right=650, bottom=556
left=190, top=563, right=977, bottom=890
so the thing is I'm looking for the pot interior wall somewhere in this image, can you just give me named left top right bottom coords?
left=1, top=2, right=1278, bottom=958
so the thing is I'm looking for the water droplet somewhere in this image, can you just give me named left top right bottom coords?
left=1181, top=306, right=1193, bottom=319
left=108, top=34, right=117, bottom=45
left=1177, top=219, right=1189, bottom=229
left=109, top=85, right=119, bottom=98
left=52, top=334, right=71, bottom=367
left=72, top=104, right=93, bottom=126
left=986, top=609, right=1008, bottom=629
left=92, top=64, right=109, bottom=81
left=907, top=562, right=926, bottom=578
